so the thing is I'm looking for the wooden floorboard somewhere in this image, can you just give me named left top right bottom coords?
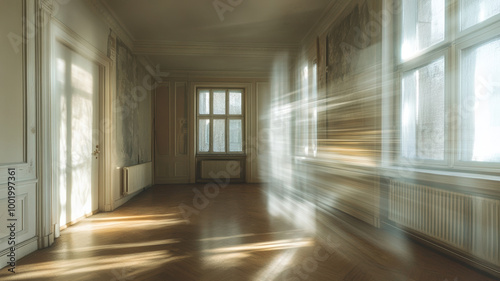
left=0, top=184, right=496, bottom=280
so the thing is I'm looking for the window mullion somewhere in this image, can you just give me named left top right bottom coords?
left=447, top=45, right=456, bottom=168
left=224, top=118, right=228, bottom=154
left=225, top=90, right=229, bottom=153
left=210, top=90, right=214, bottom=153
left=448, top=0, right=457, bottom=166
left=449, top=0, right=458, bottom=41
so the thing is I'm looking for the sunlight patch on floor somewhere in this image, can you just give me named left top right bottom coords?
left=204, top=237, right=314, bottom=254
left=253, top=248, right=298, bottom=281
left=66, top=218, right=183, bottom=232
left=87, top=214, right=178, bottom=221
left=5, top=251, right=187, bottom=280
left=52, top=239, right=180, bottom=254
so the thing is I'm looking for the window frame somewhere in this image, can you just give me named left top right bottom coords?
left=295, top=61, right=318, bottom=158
left=196, top=87, right=245, bottom=155
left=395, top=0, right=500, bottom=174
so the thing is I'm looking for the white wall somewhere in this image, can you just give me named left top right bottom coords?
left=153, top=73, right=269, bottom=184
left=55, top=0, right=153, bottom=211
left=0, top=0, right=39, bottom=268
left=54, top=0, right=110, bottom=55
left=0, top=0, right=24, bottom=164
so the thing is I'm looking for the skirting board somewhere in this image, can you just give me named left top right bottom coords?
left=0, top=237, right=38, bottom=270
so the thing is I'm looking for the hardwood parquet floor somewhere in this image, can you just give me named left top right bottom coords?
left=0, top=184, right=497, bottom=281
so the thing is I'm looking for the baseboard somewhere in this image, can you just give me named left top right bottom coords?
left=0, top=237, right=38, bottom=271
left=59, top=210, right=99, bottom=231
left=38, top=231, right=55, bottom=248
left=113, top=186, right=148, bottom=210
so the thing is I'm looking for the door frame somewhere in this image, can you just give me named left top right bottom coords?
left=49, top=20, right=113, bottom=237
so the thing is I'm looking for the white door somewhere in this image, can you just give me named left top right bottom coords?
left=54, top=41, right=99, bottom=230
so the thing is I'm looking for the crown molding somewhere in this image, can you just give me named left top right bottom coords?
left=300, top=0, right=351, bottom=45
left=52, top=18, right=109, bottom=62
left=134, top=40, right=298, bottom=58
left=163, top=69, right=270, bottom=80
left=40, top=0, right=54, bottom=14
left=85, top=0, right=299, bottom=60
left=85, top=0, right=135, bottom=49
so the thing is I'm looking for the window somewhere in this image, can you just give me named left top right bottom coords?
left=296, top=64, right=318, bottom=157
left=398, top=0, right=500, bottom=168
left=197, top=88, right=244, bottom=154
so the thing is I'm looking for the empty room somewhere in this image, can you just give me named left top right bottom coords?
left=0, top=0, right=499, bottom=280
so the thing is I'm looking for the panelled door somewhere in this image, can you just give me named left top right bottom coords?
left=155, top=82, right=190, bottom=183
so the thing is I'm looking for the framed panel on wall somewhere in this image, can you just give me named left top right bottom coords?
left=0, top=0, right=37, bottom=182
left=0, top=0, right=38, bottom=264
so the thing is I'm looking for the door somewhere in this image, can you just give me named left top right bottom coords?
left=155, top=82, right=190, bottom=183
left=53, top=41, right=100, bottom=230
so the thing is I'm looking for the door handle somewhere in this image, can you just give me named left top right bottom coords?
left=92, top=145, right=100, bottom=159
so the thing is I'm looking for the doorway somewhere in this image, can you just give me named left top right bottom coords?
left=53, top=40, right=100, bottom=231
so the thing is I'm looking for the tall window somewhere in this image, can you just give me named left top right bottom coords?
left=399, top=0, right=500, bottom=169
left=297, top=64, right=318, bottom=157
left=197, top=88, right=244, bottom=154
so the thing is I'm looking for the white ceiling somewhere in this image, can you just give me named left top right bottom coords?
left=99, top=0, right=334, bottom=73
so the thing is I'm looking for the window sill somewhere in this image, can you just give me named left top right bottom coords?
left=382, top=165, right=500, bottom=181
left=381, top=165, right=500, bottom=198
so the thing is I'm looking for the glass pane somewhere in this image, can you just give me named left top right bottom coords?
left=198, top=119, right=210, bottom=152
left=213, top=119, right=225, bottom=152
left=229, top=91, right=242, bottom=115
left=229, top=119, right=243, bottom=152
left=199, top=90, right=210, bottom=114
left=401, top=0, right=445, bottom=60
left=461, top=0, right=500, bottom=30
left=213, top=90, right=226, bottom=115
left=401, top=57, right=445, bottom=160
left=460, top=38, right=500, bottom=162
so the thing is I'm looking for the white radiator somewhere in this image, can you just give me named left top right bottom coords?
left=200, top=160, right=241, bottom=179
left=389, top=179, right=500, bottom=267
left=472, top=197, right=500, bottom=266
left=123, top=162, right=153, bottom=195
